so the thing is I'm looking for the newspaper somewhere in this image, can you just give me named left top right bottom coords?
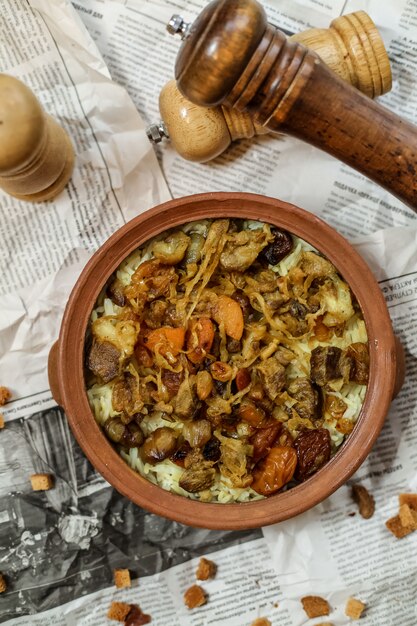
left=1, top=0, right=417, bottom=624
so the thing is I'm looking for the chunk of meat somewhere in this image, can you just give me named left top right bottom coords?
left=347, top=342, right=369, bottom=385
left=256, top=357, right=286, bottom=400
left=220, top=228, right=271, bottom=272
left=287, top=378, right=320, bottom=421
left=299, top=251, right=336, bottom=278
left=92, top=317, right=140, bottom=358
left=175, top=376, right=198, bottom=419
left=152, top=230, right=190, bottom=265
left=319, top=276, right=355, bottom=326
left=112, top=371, right=144, bottom=415
left=179, top=449, right=216, bottom=492
left=125, top=259, right=178, bottom=302
left=218, top=433, right=253, bottom=488
left=143, top=299, right=168, bottom=329
left=310, top=347, right=352, bottom=386
left=87, top=339, right=121, bottom=382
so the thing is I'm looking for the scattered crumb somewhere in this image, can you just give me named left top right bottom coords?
left=250, top=619, right=271, bottom=626
left=0, top=387, right=10, bottom=406
left=184, top=584, right=207, bottom=609
left=301, top=596, right=330, bottom=618
left=351, top=484, right=375, bottom=519
left=107, top=601, right=132, bottom=622
left=345, top=597, right=366, bottom=619
left=399, top=493, right=417, bottom=511
left=114, top=568, right=131, bottom=588
left=399, top=503, right=417, bottom=530
left=196, top=557, right=217, bottom=581
left=0, top=414, right=4, bottom=429
left=385, top=515, right=414, bottom=538
left=348, top=512, right=356, bottom=517
left=0, top=574, right=6, bottom=593
left=30, top=473, right=54, bottom=491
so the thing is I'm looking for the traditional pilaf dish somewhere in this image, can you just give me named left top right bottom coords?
left=86, top=219, right=369, bottom=502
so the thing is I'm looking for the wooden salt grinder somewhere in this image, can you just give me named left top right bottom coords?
left=149, top=11, right=391, bottom=162
left=0, top=74, right=75, bottom=202
left=174, top=0, right=417, bottom=209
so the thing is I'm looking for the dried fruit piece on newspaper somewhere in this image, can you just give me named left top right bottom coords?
left=351, top=483, right=375, bottom=519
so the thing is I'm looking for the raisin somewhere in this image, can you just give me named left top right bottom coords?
left=202, top=437, right=221, bottom=462
left=351, top=483, right=375, bottom=519
left=294, top=428, right=331, bottom=480
left=259, top=228, right=293, bottom=265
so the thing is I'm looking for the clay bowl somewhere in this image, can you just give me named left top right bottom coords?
left=48, top=192, right=402, bottom=529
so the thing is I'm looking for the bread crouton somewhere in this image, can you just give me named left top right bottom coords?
left=113, top=568, right=131, bottom=588
left=184, top=584, right=207, bottom=609
left=196, top=557, right=217, bottom=581
left=345, top=597, right=366, bottom=619
left=107, top=601, right=131, bottom=622
left=30, top=473, right=54, bottom=491
left=301, top=596, right=330, bottom=618
left=0, top=387, right=10, bottom=406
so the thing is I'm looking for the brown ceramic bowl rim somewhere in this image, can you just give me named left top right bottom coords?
left=51, top=192, right=397, bottom=529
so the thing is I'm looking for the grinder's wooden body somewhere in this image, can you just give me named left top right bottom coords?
left=175, top=0, right=417, bottom=208
left=161, top=11, right=391, bottom=162
left=0, top=74, right=74, bottom=202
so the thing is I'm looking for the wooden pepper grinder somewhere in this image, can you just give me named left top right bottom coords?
left=173, top=0, right=417, bottom=209
left=0, top=74, right=75, bottom=202
left=147, top=11, right=392, bottom=162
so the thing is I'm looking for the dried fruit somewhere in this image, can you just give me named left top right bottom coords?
left=210, top=361, right=233, bottom=382
left=235, top=368, right=251, bottom=390
left=252, top=446, right=297, bottom=495
left=294, top=429, right=331, bottom=480
left=351, top=483, right=375, bottom=519
left=259, top=228, right=293, bottom=265
left=250, top=420, right=282, bottom=462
